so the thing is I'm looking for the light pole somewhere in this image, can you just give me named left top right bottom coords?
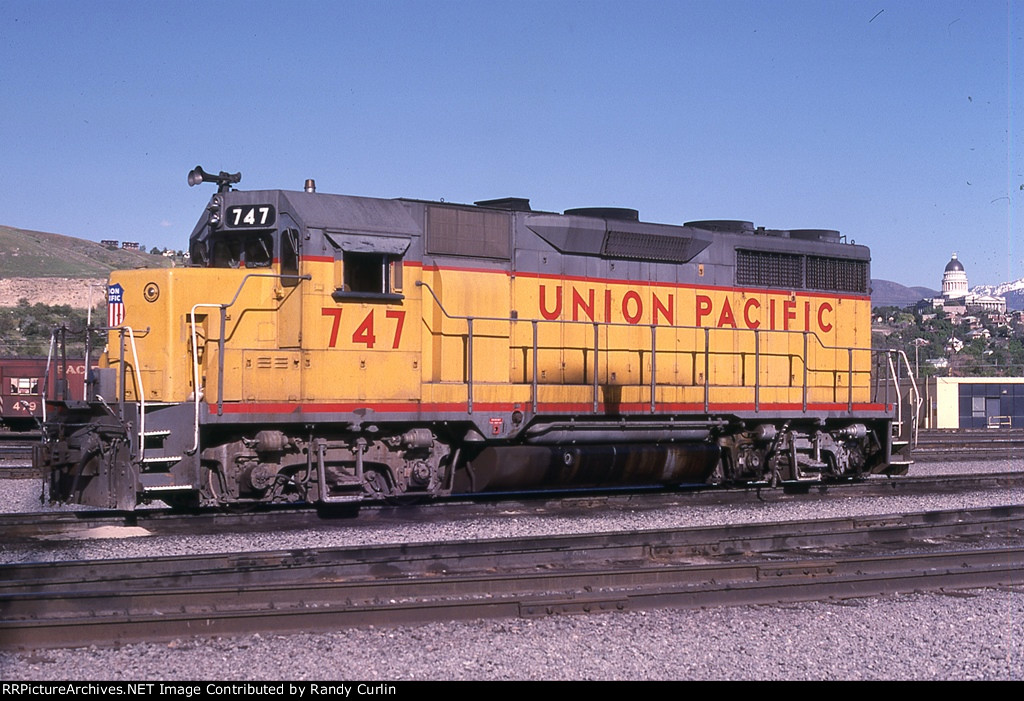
left=910, top=338, right=930, bottom=377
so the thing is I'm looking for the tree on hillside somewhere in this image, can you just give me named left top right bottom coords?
left=873, top=303, right=1024, bottom=377
left=0, top=302, right=94, bottom=358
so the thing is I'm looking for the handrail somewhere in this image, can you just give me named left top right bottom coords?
left=41, top=326, right=72, bottom=426
left=99, top=325, right=150, bottom=461
left=42, top=334, right=56, bottom=426
left=900, top=349, right=922, bottom=443
left=122, top=326, right=146, bottom=451
left=43, top=325, right=149, bottom=453
left=189, top=272, right=310, bottom=451
left=417, top=281, right=878, bottom=416
left=885, top=348, right=922, bottom=445
left=417, top=281, right=873, bottom=360
left=189, top=301, right=220, bottom=454
left=885, top=353, right=902, bottom=434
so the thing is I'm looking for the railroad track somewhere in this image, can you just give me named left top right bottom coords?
left=0, top=433, right=38, bottom=479
left=0, top=463, right=38, bottom=480
left=1, top=472, right=1022, bottom=542
left=0, top=505, right=1020, bottom=650
left=915, top=428, right=1024, bottom=461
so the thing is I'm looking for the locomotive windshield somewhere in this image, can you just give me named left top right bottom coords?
left=216, top=233, right=272, bottom=268
left=191, top=232, right=274, bottom=269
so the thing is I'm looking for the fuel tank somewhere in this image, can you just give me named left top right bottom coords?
left=453, top=443, right=721, bottom=493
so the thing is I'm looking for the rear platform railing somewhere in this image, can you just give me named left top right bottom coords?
left=879, top=349, right=922, bottom=447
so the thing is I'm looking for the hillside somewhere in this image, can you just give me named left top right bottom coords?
left=0, top=225, right=171, bottom=278
left=0, top=277, right=107, bottom=309
left=871, top=280, right=938, bottom=309
left=0, top=225, right=172, bottom=307
left=871, top=277, right=1024, bottom=312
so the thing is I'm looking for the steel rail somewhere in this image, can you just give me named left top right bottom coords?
left=1, top=505, right=1022, bottom=594
left=0, top=544, right=1020, bottom=650
left=913, top=429, right=1024, bottom=461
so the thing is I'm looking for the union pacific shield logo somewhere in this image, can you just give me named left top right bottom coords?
left=107, top=283, right=125, bottom=327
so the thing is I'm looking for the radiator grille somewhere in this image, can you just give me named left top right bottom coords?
left=737, top=250, right=868, bottom=293
left=736, top=250, right=804, bottom=288
left=806, top=256, right=869, bottom=293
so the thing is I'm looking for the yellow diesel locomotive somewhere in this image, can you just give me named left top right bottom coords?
left=37, top=167, right=914, bottom=509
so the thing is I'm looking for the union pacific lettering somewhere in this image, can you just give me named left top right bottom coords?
left=537, top=283, right=838, bottom=334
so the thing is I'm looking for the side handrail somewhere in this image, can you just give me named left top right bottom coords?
left=121, top=326, right=146, bottom=454
left=189, top=273, right=310, bottom=453
left=96, top=324, right=151, bottom=461
left=417, top=281, right=874, bottom=415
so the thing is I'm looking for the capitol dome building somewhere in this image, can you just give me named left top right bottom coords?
left=941, top=253, right=969, bottom=299
left=931, top=252, right=1005, bottom=313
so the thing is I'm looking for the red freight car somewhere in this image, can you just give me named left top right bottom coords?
left=0, top=357, right=86, bottom=431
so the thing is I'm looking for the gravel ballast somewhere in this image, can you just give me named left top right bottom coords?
left=1, top=460, right=1021, bottom=680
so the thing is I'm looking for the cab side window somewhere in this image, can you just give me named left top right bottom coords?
left=326, top=233, right=408, bottom=302
left=281, top=229, right=300, bottom=286
left=344, top=252, right=389, bottom=294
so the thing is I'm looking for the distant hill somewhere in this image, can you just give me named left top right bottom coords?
left=0, top=225, right=172, bottom=308
left=973, top=279, right=1024, bottom=312
left=871, top=280, right=937, bottom=309
left=871, top=278, right=1024, bottom=312
left=0, top=225, right=170, bottom=278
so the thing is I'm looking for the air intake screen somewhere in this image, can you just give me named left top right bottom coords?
left=426, top=206, right=510, bottom=259
left=736, top=250, right=804, bottom=288
left=805, top=256, right=869, bottom=293
left=737, top=250, right=869, bottom=293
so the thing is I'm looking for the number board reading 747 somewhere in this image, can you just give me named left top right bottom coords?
left=225, top=204, right=276, bottom=228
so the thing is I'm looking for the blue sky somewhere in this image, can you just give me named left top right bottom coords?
left=1, top=0, right=1019, bottom=289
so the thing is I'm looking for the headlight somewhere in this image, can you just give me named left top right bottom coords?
left=207, top=195, right=222, bottom=226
